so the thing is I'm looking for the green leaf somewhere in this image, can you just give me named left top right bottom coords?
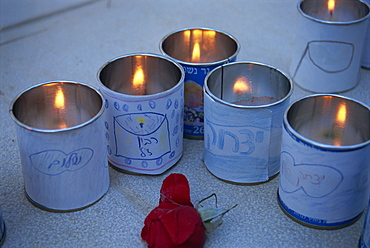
left=196, top=194, right=237, bottom=234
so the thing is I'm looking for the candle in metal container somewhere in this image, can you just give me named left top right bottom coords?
left=9, top=81, right=109, bottom=212
left=290, top=0, right=370, bottom=93
left=97, top=53, right=184, bottom=175
left=278, top=94, right=370, bottom=229
left=203, top=62, right=293, bottom=184
left=160, top=27, right=240, bottom=139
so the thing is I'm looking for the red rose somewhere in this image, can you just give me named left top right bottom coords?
left=141, top=174, right=206, bottom=248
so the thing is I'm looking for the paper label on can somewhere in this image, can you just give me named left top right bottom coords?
left=203, top=93, right=272, bottom=183
left=279, top=124, right=370, bottom=225
left=100, top=84, right=184, bottom=174
left=182, top=59, right=236, bottom=138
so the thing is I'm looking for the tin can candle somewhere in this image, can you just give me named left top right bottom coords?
left=9, top=81, right=109, bottom=211
left=97, top=53, right=184, bottom=175
left=203, top=62, right=293, bottom=183
left=290, top=0, right=370, bottom=93
left=160, top=27, right=240, bottom=139
left=278, top=94, right=370, bottom=229
left=360, top=199, right=370, bottom=248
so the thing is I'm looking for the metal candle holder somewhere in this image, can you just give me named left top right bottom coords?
left=278, top=94, right=370, bottom=229
left=10, top=81, right=109, bottom=212
left=203, top=62, right=293, bottom=184
left=160, top=27, right=240, bottom=139
left=97, top=53, right=184, bottom=175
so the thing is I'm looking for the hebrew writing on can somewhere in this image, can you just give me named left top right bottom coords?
left=29, top=148, right=94, bottom=176
left=205, top=121, right=268, bottom=156
left=279, top=151, right=343, bottom=198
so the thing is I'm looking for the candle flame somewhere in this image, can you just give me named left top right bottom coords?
left=54, top=86, right=67, bottom=129
left=328, top=0, right=335, bottom=12
left=336, top=103, right=347, bottom=127
left=192, top=42, right=201, bottom=62
left=133, top=65, right=145, bottom=94
left=333, top=103, right=347, bottom=146
left=233, top=76, right=252, bottom=94
left=55, top=86, right=65, bottom=109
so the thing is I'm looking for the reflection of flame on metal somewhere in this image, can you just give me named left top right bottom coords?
left=54, top=86, right=67, bottom=129
left=333, top=103, right=347, bottom=146
left=233, top=76, right=252, bottom=95
left=133, top=59, right=145, bottom=95
left=189, top=29, right=216, bottom=63
left=183, top=30, right=191, bottom=41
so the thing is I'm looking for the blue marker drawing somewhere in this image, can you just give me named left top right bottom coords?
left=293, top=40, right=354, bottom=78
left=280, top=151, right=343, bottom=198
left=113, top=112, right=171, bottom=161
left=29, top=148, right=93, bottom=176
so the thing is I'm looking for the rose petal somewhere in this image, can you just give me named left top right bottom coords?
left=160, top=174, right=192, bottom=206
left=141, top=204, right=178, bottom=248
left=159, top=205, right=205, bottom=246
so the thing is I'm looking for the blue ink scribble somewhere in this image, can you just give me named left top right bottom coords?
left=114, top=102, right=120, bottom=110
left=166, top=99, right=172, bottom=110
left=122, top=104, right=129, bottom=112
left=149, top=100, right=156, bottom=109
left=29, top=148, right=93, bottom=176
left=113, top=112, right=171, bottom=161
left=280, top=151, right=343, bottom=198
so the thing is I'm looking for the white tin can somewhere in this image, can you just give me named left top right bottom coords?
left=10, top=81, right=110, bottom=211
left=204, top=62, right=293, bottom=183
left=97, top=53, right=184, bottom=175
left=278, top=94, right=370, bottom=229
left=290, top=0, right=370, bottom=92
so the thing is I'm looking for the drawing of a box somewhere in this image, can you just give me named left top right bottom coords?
left=114, top=112, right=171, bottom=160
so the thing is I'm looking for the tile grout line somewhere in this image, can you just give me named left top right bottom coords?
left=0, top=0, right=104, bottom=33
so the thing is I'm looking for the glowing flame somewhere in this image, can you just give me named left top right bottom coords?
left=328, top=0, right=335, bottom=12
left=336, top=103, right=347, bottom=127
left=233, top=76, right=252, bottom=94
left=55, top=86, right=65, bottom=109
left=333, top=103, right=347, bottom=146
left=133, top=65, right=145, bottom=94
left=192, top=42, right=201, bottom=62
left=54, top=86, right=67, bottom=129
